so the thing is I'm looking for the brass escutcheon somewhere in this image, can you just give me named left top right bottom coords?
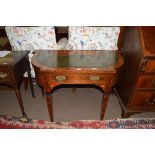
left=56, top=76, right=66, bottom=82
left=0, top=72, right=8, bottom=78
left=90, top=75, right=100, bottom=81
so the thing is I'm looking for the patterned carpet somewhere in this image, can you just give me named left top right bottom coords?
left=0, top=115, right=155, bottom=129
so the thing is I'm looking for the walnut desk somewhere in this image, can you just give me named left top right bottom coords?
left=0, top=50, right=34, bottom=117
left=32, top=50, right=124, bottom=121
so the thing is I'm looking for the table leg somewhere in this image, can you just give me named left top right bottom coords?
left=24, top=77, right=28, bottom=90
left=41, top=86, right=44, bottom=96
left=27, top=71, right=35, bottom=98
left=100, top=92, right=110, bottom=120
left=15, top=89, right=27, bottom=117
left=45, top=92, right=54, bottom=122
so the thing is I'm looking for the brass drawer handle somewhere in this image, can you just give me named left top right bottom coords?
left=0, top=72, right=8, bottom=78
left=55, top=76, right=66, bottom=82
left=90, top=76, right=100, bottom=81
left=145, top=98, right=155, bottom=105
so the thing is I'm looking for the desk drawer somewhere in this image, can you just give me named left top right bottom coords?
left=137, top=75, right=155, bottom=89
left=0, top=69, right=10, bottom=82
left=129, top=92, right=155, bottom=111
left=48, top=74, right=112, bottom=84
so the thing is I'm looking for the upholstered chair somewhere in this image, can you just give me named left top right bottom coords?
left=67, top=26, right=120, bottom=50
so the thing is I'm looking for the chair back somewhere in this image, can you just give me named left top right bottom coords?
left=5, top=26, right=57, bottom=53
left=67, top=26, right=124, bottom=50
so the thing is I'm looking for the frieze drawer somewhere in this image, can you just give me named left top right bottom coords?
left=47, top=74, right=112, bottom=84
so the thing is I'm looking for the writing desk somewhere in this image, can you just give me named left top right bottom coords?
left=32, top=50, right=124, bottom=121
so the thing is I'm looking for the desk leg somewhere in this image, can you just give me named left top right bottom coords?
left=27, top=71, right=35, bottom=98
left=41, top=87, right=45, bottom=96
left=45, top=93, right=54, bottom=122
left=15, top=89, right=27, bottom=117
left=100, top=92, right=110, bottom=120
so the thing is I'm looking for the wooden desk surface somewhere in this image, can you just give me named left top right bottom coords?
left=0, top=50, right=29, bottom=66
left=32, top=50, right=124, bottom=121
left=32, top=50, right=123, bottom=71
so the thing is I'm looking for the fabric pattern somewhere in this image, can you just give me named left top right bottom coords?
left=0, top=115, right=155, bottom=129
left=5, top=26, right=58, bottom=53
left=67, top=26, right=120, bottom=50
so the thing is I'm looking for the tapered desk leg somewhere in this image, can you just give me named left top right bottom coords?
left=15, top=89, right=27, bottom=117
left=45, top=93, right=54, bottom=122
left=100, top=92, right=110, bottom=120
left=28, top=71, right=35, bottom=98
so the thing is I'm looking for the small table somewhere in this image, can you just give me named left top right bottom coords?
left=0, top=50, right=34, bottom=117
left=32, top=50, right=124, bottom=121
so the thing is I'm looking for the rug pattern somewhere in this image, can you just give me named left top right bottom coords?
left=0, top=115, right=155, bottom=129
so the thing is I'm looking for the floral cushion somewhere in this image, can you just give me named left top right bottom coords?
left=67, top=26, right=120, bottom=50
left=5, top=26, right=58, bottom=53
